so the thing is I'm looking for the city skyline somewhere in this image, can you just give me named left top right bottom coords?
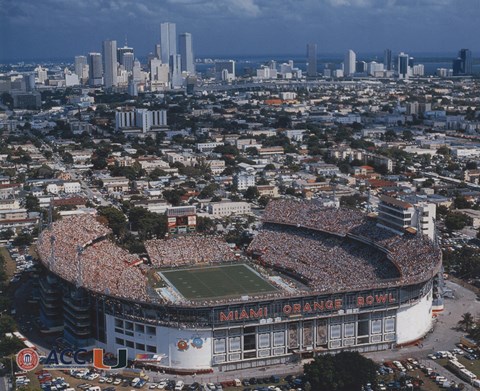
left=1, top=0, right=479, bottom=62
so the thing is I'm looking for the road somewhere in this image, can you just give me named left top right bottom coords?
left=0, top=376, right=10, bottom=391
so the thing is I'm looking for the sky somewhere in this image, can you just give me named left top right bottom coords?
left=0, top=0, right=479, bottom=62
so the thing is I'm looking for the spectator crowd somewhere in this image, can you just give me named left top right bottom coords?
left=145, top=235, right=236, bottom=267
left=256, top=199, right=442, bottom=291
left=37, top=215, right=148, bottom=302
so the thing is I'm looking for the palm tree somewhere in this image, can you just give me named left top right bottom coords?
left=458, top=312, right=475, bottom=332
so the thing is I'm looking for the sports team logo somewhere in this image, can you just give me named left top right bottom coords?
left=177, top=339, right=189, bottom=351
left=16, top=348, right=39, bottom=371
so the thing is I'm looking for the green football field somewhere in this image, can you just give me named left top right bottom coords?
left=159, top=264, right=277, bottom=300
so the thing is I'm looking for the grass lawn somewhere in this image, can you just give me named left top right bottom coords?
left=160, top=263, right=277, bottom=300
left=439, top=355, right=480, bottom=378
left=0, top=246, right=16, bottom=279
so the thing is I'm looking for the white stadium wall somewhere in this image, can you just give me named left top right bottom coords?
left=105, top=315, right=213, bottom=369
left=396, top=289, right=433, bottom=345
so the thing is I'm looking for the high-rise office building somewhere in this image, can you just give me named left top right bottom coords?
left=132, top=59, right=143, bottom=83
left=155, top=44, right=161, bottom=60
left=88, top=52, right=103, bottom=86
left=452, top=57, right=463, bottom=76
left=117, top=45, right=133, bottom=64
left=397, top=52, right=409, bottom=79
left=356, top=61, right=367, bottom=73
left=383, top=49, right=392, bottom=71
left=121, top=52, right=134, bottom=73
left=150, top=58, right=169, bottom=91
left=179, top=33, right=195, bottom=74
left=74, top=56, right=87, bottom=78
left=170, top=54, right=183, bottom=88
left=160, top=22, right=177, bottom=65
left=344, top=49, right=356, bottom=76
left=306, top=43, right=317, bottom=77
left=103, top=40, right=118, bottom=88
left=459, top=49, right=473, bottom=75
left=408, top=57, right=415, bottom=68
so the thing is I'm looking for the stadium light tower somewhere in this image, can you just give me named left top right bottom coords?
left=49, top=235, right=56, bottom=271
left=76, top=245, right=84, bottom=288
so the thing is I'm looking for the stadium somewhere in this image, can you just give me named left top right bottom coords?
left=35, top=199, right=443, bottom=372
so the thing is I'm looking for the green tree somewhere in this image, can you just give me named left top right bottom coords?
left=128, top=207, right=167, bottom=240
left=244, top=186, right=260, bottom=201
left=437, top=146, right=451, bottom=156
left=199, top=183, right=218, bottom=199
left=437, top=205, right=449, bottom=216
left=445, top=212, right=473, bottom=231
left=0, top=315, right=16, bottom=334
left=458, top=312, right=475, bottom=332
left=0, top=229, right=14, bottom=240
left=454, top=196, right=471, bottom=210
left=163, top=189, right=186, bottom=206
left=196, top=216, right=215, bottom=233
left=304, top=351, right=377, bottom=391
left=402, top=130, right=414, bottom=141
left=0, top=336, right=24, bottom=357
left=384, top=129, right=397, bottom=141
left=25, top=194, right=40, bottom=212
left=98, top=206, right=127, bottom=236
left=13, top=233, right=33, bottom=246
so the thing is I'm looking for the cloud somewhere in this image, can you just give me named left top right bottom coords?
left=1, top=0, right=479, bottom=60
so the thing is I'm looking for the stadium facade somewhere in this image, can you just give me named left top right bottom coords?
left=36, top=200, right=442, bottom=372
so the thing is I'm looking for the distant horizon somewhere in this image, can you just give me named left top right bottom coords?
left=0, top=50, right=477, bottom=66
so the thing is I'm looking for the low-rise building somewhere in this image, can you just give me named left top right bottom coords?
left=208, top=201, right=251, bottom=217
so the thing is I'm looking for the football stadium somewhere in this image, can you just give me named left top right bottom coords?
left=36, top=199, right=443, bottom=372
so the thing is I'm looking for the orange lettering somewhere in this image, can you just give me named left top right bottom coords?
left=220, top=311, right=233, bottom=322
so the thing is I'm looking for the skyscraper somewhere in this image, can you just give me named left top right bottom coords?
left=154, top=44, right=161, bottom=60
left=103, top=40, right=118, bottom=88
left=383, top=49, right=392, bottom=71
left=397, top=52, right=409, bottom=79
left=459, top=49, right=472, bottom=75
left=179, top=33, right=195, bottom=74
left=74, top=56, right=87, bottom=78
left=452, top=57, right=463, bottom=76
left=344, top=49, right=356, bottom=76
left=160, top=22, right=177, bottom=65
left=121, top=52, right=134, bottom=73
left=88, top=52, right=103, bottom=86
left=117, top=45, right=133, bottom=63
left=306, top=43, right=317, bottom=77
